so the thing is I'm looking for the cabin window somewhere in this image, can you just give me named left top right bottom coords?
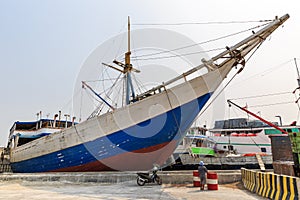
left=228, top=145, right=234, bottom=151
left=261, top=147, right=266, bottom=153
left=196, top=140, right=203, bottom=147
left=223, top=146, right=227, bottom=149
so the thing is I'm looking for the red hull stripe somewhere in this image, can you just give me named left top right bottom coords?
left=50, top=140, right=177, bottom=172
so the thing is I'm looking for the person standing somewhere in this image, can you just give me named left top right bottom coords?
left=198, top=161, right=208, bottom=190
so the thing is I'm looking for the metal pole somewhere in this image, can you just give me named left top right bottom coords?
left=82, top=81, right=115, bottom=110
left=275, top=115, right=282, bottom=126
left=128, top=16, right=130, bottom=54
left=294, top=58, right=300, bottom=88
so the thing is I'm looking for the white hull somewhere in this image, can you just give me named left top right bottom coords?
left=10, top=61, right=233, bottom=172
left=209, top=132, right=271, bottom=154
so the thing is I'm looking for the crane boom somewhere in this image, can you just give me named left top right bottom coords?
left=227, top=100, right=288, bottom=134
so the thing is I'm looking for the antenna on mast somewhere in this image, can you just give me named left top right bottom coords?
left=127, top=16, right=131, bottom=60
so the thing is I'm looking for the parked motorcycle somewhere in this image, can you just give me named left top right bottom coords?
left=136, top=167, right=162, bottom=186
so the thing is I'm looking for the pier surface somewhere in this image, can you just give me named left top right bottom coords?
left=0, top=170, right=264, bottom=199
left=0, top=180, right=264, bottom=200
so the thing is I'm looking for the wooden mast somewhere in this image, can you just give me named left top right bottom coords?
left=125, top=16, right=131, bottom=67
left=102, top=16, right=139, bottom=106
left=125, top=16, right=131, bottom=105
left=124, top=16, right=135, bottom=105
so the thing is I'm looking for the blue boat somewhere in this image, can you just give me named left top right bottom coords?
left=7, top=15, right=289, bottom=172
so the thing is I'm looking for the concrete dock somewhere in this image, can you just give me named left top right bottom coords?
left=0, top=180, right=264, bottom=200
left=0, top=170, right=264, bottom=199
left=0, top=170, right=241, bottom=184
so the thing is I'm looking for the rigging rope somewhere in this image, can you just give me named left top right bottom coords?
left=197, top=36, right=265, bottom=121
left=230, top=59, right=293, bottom=88
left=132, top=48, right=224, bottom=61
left=229, top=91, right=292, bottom=100
left=249, top=135, right=264, bottom=151
left=85, top=78, right=120, bottom=82
left=79, top=19, right=278, bottom=121
left=131, top=22, right=270, bottom=60
left=248, top=101, right=295, bottom=108
left=132, top=19, right=273, bottom=26
left=79, top=89, right=83, bottom=122
left=83, top=21, right=273, bottom=116
left=198, top=69, right=240, bottom=118
left=164, top=86, right=183, bottom=141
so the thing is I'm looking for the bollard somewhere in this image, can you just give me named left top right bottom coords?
left=207, top=172, right=218, bottom=190
left=193, top=170, right=200, bottom=187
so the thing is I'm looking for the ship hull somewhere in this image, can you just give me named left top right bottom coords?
left=11, top=94, right=211, bottom=172
left=10, top=59, right=235, bottom=173
left=210, top=134, right=272, bottom=154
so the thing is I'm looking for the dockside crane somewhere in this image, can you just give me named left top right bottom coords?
left=227, top=100, right=288, bottom=134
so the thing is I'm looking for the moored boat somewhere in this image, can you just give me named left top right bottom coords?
left=7, top=15, right=289, bottom=172
left=175, top=127, right=216, bottom=157
left=209, top=118, right=300, bottom=155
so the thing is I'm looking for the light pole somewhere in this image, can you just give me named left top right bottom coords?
left=275, top=115, right=282, bottom=126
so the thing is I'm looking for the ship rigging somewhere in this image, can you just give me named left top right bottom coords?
left=79, top=16, right=289, bottom=121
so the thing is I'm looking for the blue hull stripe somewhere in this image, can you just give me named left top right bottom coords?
left=11, top=93, right=212, bottom=172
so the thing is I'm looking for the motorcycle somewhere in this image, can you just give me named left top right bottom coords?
left=136, top=167, right=162, bottom=186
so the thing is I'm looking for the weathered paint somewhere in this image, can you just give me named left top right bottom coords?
left=10, top=57, right=237, bottom=173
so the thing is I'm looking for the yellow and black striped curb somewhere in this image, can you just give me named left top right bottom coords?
left=241, top=168, right=299, bottom=200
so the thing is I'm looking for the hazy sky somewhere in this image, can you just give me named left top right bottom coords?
left=0, top=0, right=299, bottom=146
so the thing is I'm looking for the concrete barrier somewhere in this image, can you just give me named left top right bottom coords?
left=150, top=170, right=240, bottom=185
left=241, top=168, right=299, bottom=200
left=242, top=168, right=256, bottom=192
left=0, top=170, right=241, bottom=185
